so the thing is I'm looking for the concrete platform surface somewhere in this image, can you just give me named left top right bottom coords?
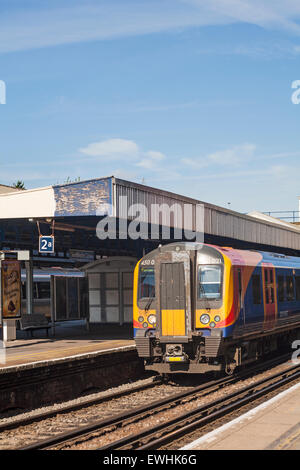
left=0, top=321, right=135, bottom=369
left=182, top=380, right=300, bottom=451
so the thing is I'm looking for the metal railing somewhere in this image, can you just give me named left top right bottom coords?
left=263, top=211, right=300, bottom=223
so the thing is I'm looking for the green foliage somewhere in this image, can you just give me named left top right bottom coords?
left=13, top=180, right=26, bottom=190
left=64, top=176, right=81, bottom=184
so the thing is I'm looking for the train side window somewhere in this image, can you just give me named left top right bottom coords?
left=269, top=270, right=275, bottom=303
left=296, top=276, right=300, bottom=301
left=265, top=284, right=270, bottom=304
left=286, top=276, right=295, bottom=301
left=277, top=275, right=285, bottom=302
left=264, top=270, right=270, bottom=304
left=252, top=274, right=261, bottom=304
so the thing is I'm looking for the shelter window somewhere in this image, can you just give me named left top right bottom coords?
left=21, top=282, right=26, bottom=299
left=198, top=266, right=222, bottom=300
left=37, top=282, right=51, bottom=299
left=33, top=282, right=39, bottom=299
left=139, top=267, right=155, bottom=299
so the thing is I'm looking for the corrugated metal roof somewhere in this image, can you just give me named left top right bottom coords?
left=0, top=176, right=300, bottom=252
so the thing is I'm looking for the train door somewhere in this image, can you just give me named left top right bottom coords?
left=262, top=266, right=277, bottom=330
left=237, top=268, right=245, bottom=325
left=233, top=267, right=245, bottom=329
left=156, top=251, right=191, bottom=339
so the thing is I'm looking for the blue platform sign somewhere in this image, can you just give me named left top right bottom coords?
left=39, top=236, right=55, bottom=254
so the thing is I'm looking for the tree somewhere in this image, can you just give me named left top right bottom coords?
left=13, top=180, right=26, bottom=190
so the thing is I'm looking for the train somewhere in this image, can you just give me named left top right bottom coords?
left=133, top=242, right=300, bottom=374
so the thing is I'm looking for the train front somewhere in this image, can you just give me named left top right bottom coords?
left=134, top=243, right=231, bottom=374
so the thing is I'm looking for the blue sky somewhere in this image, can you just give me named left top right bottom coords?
left=1, top=0, right=300, bottom=213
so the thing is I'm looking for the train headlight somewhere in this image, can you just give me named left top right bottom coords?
left=210, top=322, right=216, bottom=328
left=200, top=314, right=210, bottom=325
left=138, top=316, right=144, bottom=323
left=147, top=314, right=156, bottom=325
left=214, top=316, right=221, bottom=322
left=143, top=322, right=148, bottom=328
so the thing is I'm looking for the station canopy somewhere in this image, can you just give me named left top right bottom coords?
left=0, top=176, right=300, bottom=258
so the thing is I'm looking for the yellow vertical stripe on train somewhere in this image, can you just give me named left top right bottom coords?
left=161, top=309, right=185, bottom=336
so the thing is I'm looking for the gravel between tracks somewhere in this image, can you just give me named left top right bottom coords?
left=0, top=359, right=295, bottom=450
left=0, top=375, right=193, bottom=449
left=53, top=359, right=296, bottom=450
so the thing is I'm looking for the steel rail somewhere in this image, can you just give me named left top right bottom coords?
left=0, top=376, right=161, bottom=433
left=18, top=353, right=290, bottom=450
left=99, top=361, right=300, bottom=450
left=19, top=373, right=245, bottom=450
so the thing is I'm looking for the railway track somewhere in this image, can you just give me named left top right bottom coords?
left=13, top=353, right=292, bottom=450
left=0, top=346, right=142, bottom=415
left=0, top=375, right=161, bottom=434
left=101, top=361, right=300, bottom=450
left=18, top=373, right=235, bottom=450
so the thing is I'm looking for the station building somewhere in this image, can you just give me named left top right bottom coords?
left=1, top=176, right=300, bottom=329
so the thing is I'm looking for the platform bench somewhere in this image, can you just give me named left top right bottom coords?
left=20, top=313, right=51, bottom=338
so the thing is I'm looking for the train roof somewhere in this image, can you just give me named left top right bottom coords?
left=146, top=242, right=300, bottom=269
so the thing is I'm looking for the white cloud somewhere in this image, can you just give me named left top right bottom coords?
left=184, top=0, right=300, bottom=33
left=182, top=143, right=256, bottom=169
left=208, top=143, right=256, bottom=164
left=1, top=0, right=300, bottom=54
left=79, top=138, right=139, bottom=159
left=0, top=1, right=229, bottom=54
left=79, top=138, right=167, bottom=170
left=145, top=151, right=166, bottom=161
left=196, top=42, right=300, bottom=59
left=137, top=150, right=166, bottom=169
left=269, top=164, right=289, bottom=178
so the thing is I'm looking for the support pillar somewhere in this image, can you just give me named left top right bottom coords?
left=25, top=259, right=33, bottom=315
left=3, top=319, right=16, bottom=341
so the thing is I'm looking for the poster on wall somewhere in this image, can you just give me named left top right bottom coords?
left=1, top=260, right=21, bottom=320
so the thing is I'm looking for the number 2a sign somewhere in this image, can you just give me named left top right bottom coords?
left=39, top=236, right=55, bottom=254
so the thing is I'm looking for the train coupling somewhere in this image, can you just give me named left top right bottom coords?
left=164, top=344, right=188, bottom=363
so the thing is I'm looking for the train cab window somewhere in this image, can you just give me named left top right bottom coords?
left=139, top=267, right=155, bottom=299
left=198, top=266, right=222, bottom=300
left=286, top=276, right=295, bottom=301
left=277, top=276, right=285, bottom=302
left=296, top=276, right=300, bottom=301
left=252, top=274, right=261, bottom=304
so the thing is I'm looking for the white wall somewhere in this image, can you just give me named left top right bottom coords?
left=0, top=186, right=55, bottom=218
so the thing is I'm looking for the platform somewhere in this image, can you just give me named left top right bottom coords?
left=182, top=380, right=300, bottom=450
left=0, top=321, right=141, bottom=413
left=0, top=320, right=135, bottom=370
